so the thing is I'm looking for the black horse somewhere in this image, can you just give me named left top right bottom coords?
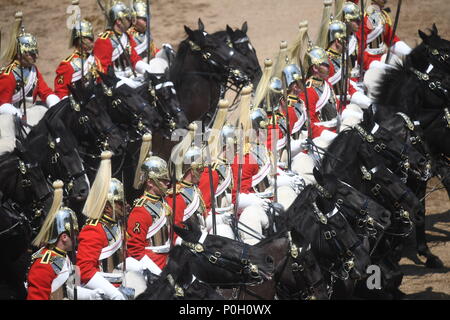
left=173, top=225, right=274, bottom=288
left=136, top=246, right=224, bottom=300
left=0, top=136, right=53, bottom=300
left=211, top=21, right=262, bottom=88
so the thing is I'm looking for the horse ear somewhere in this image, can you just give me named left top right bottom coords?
left=418, top=30, right=429, bottom=43
left=184, top=25, right=195, bottom=39
left=432, top=23, right=438, bottom=36
left=226, top=24, right=233, bottom=35
left=241, top=21, right=248, bottom=34
left=313, top=167, right=323, bottom=185
left=198, top=18, right=205, bottom=32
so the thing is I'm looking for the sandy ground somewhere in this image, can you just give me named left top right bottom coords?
left=0, top=0, right=449, bottom=299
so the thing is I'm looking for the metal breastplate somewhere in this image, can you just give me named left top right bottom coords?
left=180, top=185, right=206, bottom=226
left=111, top=37, right=132, bottom=71
left=12, top=66, right=37, bottom=108
left=132, top=32, right=149, bottom=59
left=314, top=86, right=337, bottom=122
left=249, top=143, right=271, bottom=193
left=143, top=200, right=170, bottom=247
left=330, top=57, right=343, bottom=96
left=215, top=162, right=233, bottom=205
left=70, top=57, right=94, bottom=83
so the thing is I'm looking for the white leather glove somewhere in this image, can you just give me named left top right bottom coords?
left=116, top=75, right=142, bottom=89
left=369, top=60, right=395, bottom=71
left=238, top=193, right=270, bottom=210
left=277, top=173, right=296, bottom=188
left=135, top=60, right=153, bottom=75
left=0, top=103, right=22, bottom=117
left=140, top=255, right=162, bottom=276
left=67, top=285, right=105, bottom=300
left=319, top=130, right=338, bottom=143
left=350, top=91, right=372, bottom=109
left=162, top=43, right=173, bottom=51
left=391, top=41, right=412, bottom=56
left=85, top=272, right=126, bottom=300
left=46, top=94, right=60, bottom=108
left=290, top=138, right=306, bottom=157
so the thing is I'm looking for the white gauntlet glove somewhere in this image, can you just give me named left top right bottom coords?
left=391, top=41, right=412, bottom=57
left=67, top=285, right=105, bottom=300
left=85, top=272, right=126, bottom=300
left=46, top=94, right=60, bottom=108
left=0, top=103, right=22, bottom=117
left=135, top=60, right=153, bottom=75
left=350, top=91, right=372, bottom=109
left=238, top=193, right=270, bottom=210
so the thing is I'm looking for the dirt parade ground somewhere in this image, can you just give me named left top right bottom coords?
left=0, top=0, right=449, bottom=299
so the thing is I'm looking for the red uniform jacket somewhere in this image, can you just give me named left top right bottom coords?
left=126, top=191, right=186, bottom=269
left=76, top=216, right=118, bottom=285
left=0, top=61, right=54, bottom=106
left=93, top=30, right=142, bottom=74
left=198, top=167, right=220, bottom=213
left=54, top=51, right=104, bottom=99
left=26, top=247, right=68, bottom=300
left=231, top=150, right=259, bottom=204
left=298, top=79, right=338, bottom=139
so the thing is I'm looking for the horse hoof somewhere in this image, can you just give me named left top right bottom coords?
left=425, top=256, right=444, bottom=269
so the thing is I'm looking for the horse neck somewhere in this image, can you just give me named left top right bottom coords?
left=408, top=44, right=432, bottom=72
left=0, top=156, right=25, bottom=204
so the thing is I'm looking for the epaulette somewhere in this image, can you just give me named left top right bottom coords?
left=381, top=10, right=392, bottom=26
left=86, top=218, right=99, bottom=227
left=306, top=78, right=323, bottom=88
left=99, top=31, right=112, bottom=40
left=1, top=62, right=16, bottom=76
left=327, top=49, right=340, bottom=59
left=166, top=184, right=182, bottom=195
left=63, top=52, right=77, bottom=63
left=133, top=197, right=147, bottom=208
left=31, top=247, right=46, bottom=262
left=31, top=248, right=54, bottom=265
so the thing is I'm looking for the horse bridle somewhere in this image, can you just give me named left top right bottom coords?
left=312, top=202, right=361, bottom=281
left=395, top=112, right=432, bottom=181
left=147, top=79, right=179, bottom=131
left=181, top=235, right=264, bottom=286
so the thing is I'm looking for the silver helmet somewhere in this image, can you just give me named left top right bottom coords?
left=141, top=156, right=170, bottom=181
left=282, top=64, right=302, bottom=88
left=250, top=107, right=268, bottom=130
left=17, top=32, right=38, bottom=56
left=132, top=0, right=149, bottom=20
left=109, top=1, right=132, bottom=24
left=342, top=2, right=361, bottom=22
left=47, top=207, right=79, bottom=245
left=70, top=19, right=94, bottom=48
left=221, top=122, right=237, bottom=146
left=268, top=76, right=283, bottom=112
left=328, top=20, right=347, bottom=44
left=306, top=46, right=329, bottom=67
left=107, top=178, right=124, bottom=205
left=181, top=145, right=204, bottom=178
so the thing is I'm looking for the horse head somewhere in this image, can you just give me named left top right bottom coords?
left=174, top=225, right=274, bottom=286
left=225, top=22, right=262, bottom=86
left=98, top=69, right=164, bottom=135
left=67, top=82, right=127, bottom=157
left=417, top=24, right=450, bottom=73
left=145, top=70, right=189, bottom=132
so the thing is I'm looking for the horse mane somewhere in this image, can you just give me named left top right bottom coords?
left=169, top=38, right=191, bottom=87
left=321, top=130, right=362, bottom=177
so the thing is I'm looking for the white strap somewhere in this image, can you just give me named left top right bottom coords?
left=215, top=167, right=232, bottom=197
left=426, top=64, right=434, bottom=74
left=99, top=230, right=122, bottom=260
left=328, top=67, right=342, bottom=85
left=111, top=33, right=129, bottom=62
left=146, top=215, right=167, bottom=239
left=198, top=231, right=208, bottom=244
left=348, top=35, right=357, bottom=56
left=51, top=257, right=72, bottom=292
left=316, top=82, right=331, bottom=113
left=72, top=55, right=95, bottom=82
left=183, top=191, right=200, bottom=221
left=12, top=67, right=37, bottom=104
left=145, top=240, right=171, bottom=254
left=367, top=23, right=384, bottom=44
left=326, top=207, right=339, bottom=218
left=371, top=123, right=380, bottom=134
left=251, top=162, right=271, bottom=187
left=135, top=36, right=148, bottom=55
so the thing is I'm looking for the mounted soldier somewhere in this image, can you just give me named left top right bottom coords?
left=128, top=0, right=159, bottom=62
left=362, top=0, right=411, bottom=70
left=0, top=12, right=60, bottom=122
left=297, top=46, right=339, bottom=143
left=94, top=0, right=153, bottom=79
left=126, top=155, right=184, bottom=275
left=326, top=18, right=373, bottom=109
left=76, top=151, right=129, bottom=300
left=54, top=18, right=104, bottom=100
left=26, top=181, right=80, bottom=300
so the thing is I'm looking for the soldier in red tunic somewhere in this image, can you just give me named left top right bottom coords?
left=0, top=12, right=59, bottom=118
left=126, top=156, right=185, bottom=275
left=128, top=0, right=159, bottom=62
left=54, top=19, right=104, bottom=100
left=27, top=204, right=79, bottom=300
left=93, top=1, right=153, bottom=78
left=75, top=151, right=129, bottom=300
left=297, top=46, right=339, bottom=143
